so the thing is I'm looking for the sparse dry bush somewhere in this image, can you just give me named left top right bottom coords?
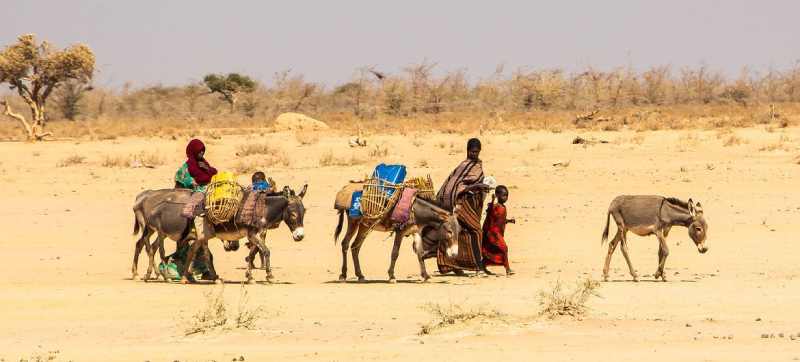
left=319, top=151, right=366, bottom=167
left=236, top=143, right=290, bottom=167
left=419, top=303, right=503, bottom=335
left=723, top=134, right=746, bottom=147
left=183, top=284, right=265, bottom=336
left=369, top=144, right=389, bottom=158
left=101, top=155, right=128, bottom=168
left=538, top=278, right=600, bottom=320
left=57, top=155, right=86, bottom=167
left=101, top=151, right=164, bottom=168
left=759, top=134, right=794, bottom=152
left=295, top=131, right=319, bottom=146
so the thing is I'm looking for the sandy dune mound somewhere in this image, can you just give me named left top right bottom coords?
left=272, top=112, right=329, bottom=131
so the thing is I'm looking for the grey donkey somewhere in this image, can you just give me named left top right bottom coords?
left=333, top=191, right=461, bottom=283
left=601, top=195, right=708, bottom=282
left=132, top=185, right=307, bottom=283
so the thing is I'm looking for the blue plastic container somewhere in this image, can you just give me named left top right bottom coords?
left=373, top=164, right=407, bottom=184
left=372, top=164, right=407, bottom=198
left=349, top=191, right=363, bottom=218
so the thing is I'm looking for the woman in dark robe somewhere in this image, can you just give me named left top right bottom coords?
left=435, top=138, right=492, bottom=274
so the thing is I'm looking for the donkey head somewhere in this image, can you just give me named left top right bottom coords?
left=435, top=205, right=461, bottom=258
left=687, top=198, right=708, bottom=254
left=282, top=184, right=308, bottom=241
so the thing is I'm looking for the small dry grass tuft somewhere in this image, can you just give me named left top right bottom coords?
left=101, top=151, right=165, bottom=168
left=419, top=303, right=503, bottom=335
left=369, top=144, right=389, bottom=158
left=236, top=143, right=280, bottom=157
left=538, top=278, right=601, bottom=320
left=57, top=155, right=86, bottom=167
left=295, top=131, right=320, bottom=146
left=723, top=134, right=746, bottom=147
left=417, top=159, right=429, bottom=167
left=101, top=155, right=129, bottom=168
left=235, top=144, right=290, bottom=168
left=759, top=134, right=794, bottom=152
left=319, top=151, right=366, bottom=167
left=182, top=284, right=265, bottom=336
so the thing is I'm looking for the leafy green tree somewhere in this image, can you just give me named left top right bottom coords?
left=203, top=73, right=257, bottom=111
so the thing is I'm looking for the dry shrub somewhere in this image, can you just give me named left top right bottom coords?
left=723, top=134, right=746, bottom=147
left=419, top=303, right=503, bottom=335
left=539, top=278, right=600, bottom=320
left=759, top=134, right=793, bottom=152
left=676, top=132, right=700, bottom=152
left=133, top=151, right=165, bottom=167
left=236, top=143, right=277, bottom=157
left=183, top=284, right=265, bottom=336
left=101, top=151, right=164, bottom=168
left=236, top=143, right=290, bottom=167
left=319, top=151, right=366, bottom=167
left=101, top=155, right=129, bottom=168
left=295, top=131, right=319, bottom=146
left=369, top=144, right=389, bottom=158
left=57, top=155, right=86, bottom=167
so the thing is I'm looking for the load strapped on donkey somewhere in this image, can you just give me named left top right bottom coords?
left=347, top=164, right=436, bottom=225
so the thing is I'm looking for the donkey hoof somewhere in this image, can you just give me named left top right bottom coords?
left=389, top=278, right=397, bottom=284
left=214, top=278, right=224, bottom=285
left=357, top=276, right=366, bottom=283
left=132, top=274, right=140, bottom=281
left=632, top=276, right=639, bottom=283
left=338, top=275, right=347, bottom=282
left=246, top=278, right=256, bottom=285
left=421, top=276, right=431, bottom=283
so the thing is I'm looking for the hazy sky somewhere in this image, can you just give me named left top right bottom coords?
left=2, top=1, right=799, bottom=88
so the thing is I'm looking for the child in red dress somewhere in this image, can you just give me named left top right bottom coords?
left=482, top=185, right=515, bottom=275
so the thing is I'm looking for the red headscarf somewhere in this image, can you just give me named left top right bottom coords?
left=185, top=139, right=217, bottom=185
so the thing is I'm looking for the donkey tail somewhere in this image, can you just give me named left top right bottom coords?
left=333, top=210, right=344, bottom=244
left=133, top=215, right=141, bottom=236
left=601, top=211, right=611, bottom=246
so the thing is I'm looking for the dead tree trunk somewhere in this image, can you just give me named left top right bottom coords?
left=2, top=99, right=51, bottom=141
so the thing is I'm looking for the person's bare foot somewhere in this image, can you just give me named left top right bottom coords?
left=482, top=268, right=495, bottom=276
left=506, top=269, right=515, bottom=276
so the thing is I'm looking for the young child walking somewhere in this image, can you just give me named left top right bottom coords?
left=481, top=185, right=516, bottom=275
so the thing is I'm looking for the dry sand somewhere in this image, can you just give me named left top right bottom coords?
left=1, top=127, right=799, bottom=361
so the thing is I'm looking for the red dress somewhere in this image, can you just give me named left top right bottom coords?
left=482, top=203, right=509, bottom=268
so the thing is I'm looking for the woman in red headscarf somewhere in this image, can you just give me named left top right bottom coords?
left=176, top=139, right=217, bottom=191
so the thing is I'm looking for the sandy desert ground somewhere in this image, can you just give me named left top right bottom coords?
left=1, top=127, right=800, bottom=361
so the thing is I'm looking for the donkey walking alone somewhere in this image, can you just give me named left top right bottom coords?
left=601, top=195, right=708, bottom=282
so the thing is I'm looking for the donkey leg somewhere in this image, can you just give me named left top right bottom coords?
left=132, top=230, right=148, bottom=280
left=412, top=233, right=431, bottom=282
left=602, top=231, right=621, bottom=281
left=387, top=232, right=403, bottom=283
left=339, top=220, right=358, bottom=281
left=618, top=230, right=638, bottom=282
left=144, top=230, right=165, bottom=281
left=655, top=232, right=669, bottom=282
left=351, top=227, right=370, bottom=282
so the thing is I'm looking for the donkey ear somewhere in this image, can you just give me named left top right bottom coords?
left=687, top=198, right=696, bottom=217
left=695, top=202, right=703, bottom=215
left=298, top=184, right=308, bottom=199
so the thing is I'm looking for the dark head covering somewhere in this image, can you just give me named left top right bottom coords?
left=467, top=138, right=481, bottom=150
left=186, top=139, right=205, bottom=159
left=185, top=139, right=217, bottom=185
